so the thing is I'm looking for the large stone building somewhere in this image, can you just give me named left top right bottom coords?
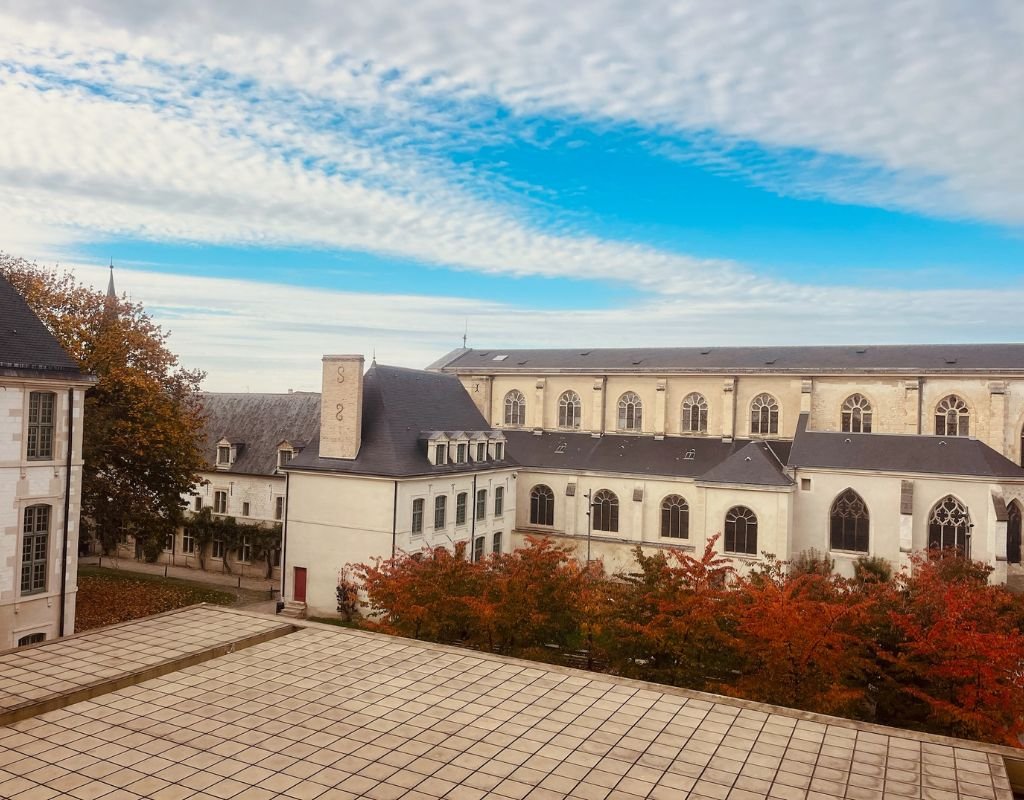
left=0, top=276, right=92, bottom=646
left=282, top=345, right=1024, bottom=616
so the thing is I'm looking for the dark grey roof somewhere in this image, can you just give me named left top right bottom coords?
left=432, top=344, right=1024, bottom=375
left=0, top=275, right=92, bottom=381
left=788, top=414, right=1024, bottom=479
left=200, top=392, right=321, bottom=475
left=504, top=430, right=793, bottom=485
left=288, top=364, right=513, bottom=478
left=698, top=441, right=794, bottom=486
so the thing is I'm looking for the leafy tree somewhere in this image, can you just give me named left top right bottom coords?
left=1, top=255, right=206, bottom=554
left=247, top=523, right=282, bottom=579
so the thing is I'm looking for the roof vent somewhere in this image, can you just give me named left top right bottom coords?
left=492, top=354, right=508, bottom=361
left=684, top=449, right=696, bottom=461
left=855, top=347, right=867, bottom=354
left=555, top=442, right=567, bottom=454
left=939, top=440, right=947, bottom=447
left=945, top=357, right=957, bottom=365
left=518, top=360, right=528, bottom=365
left=700, top=348, right=712, bottom=355
left=744, top=456, right=752, bottom=462
left=844, top=438, right=852, bottom=444
left=579, top=351, right=590, bottom=356
left=478, top=351, right=490, bottom=356
left=632, top=359, right=644, bottom=365
left=764, top=358, right=777, bottom=365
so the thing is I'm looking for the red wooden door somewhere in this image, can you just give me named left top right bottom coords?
left=293, top=567, right=307, bottom=603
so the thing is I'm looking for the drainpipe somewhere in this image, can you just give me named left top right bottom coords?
left=391, top=480, right=398, bottom=558
left=279, top=471, right=289, bottom=601
left=59, top=388, right=73, bottom=638
left=470, top=474, right=477, bottom=562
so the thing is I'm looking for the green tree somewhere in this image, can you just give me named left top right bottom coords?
left=1, top=254, right=206, bottom=554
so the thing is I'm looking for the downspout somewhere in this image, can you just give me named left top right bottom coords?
left=917, top=376, right=924, bottom=434
left=59, top=388, right=73, bottom=638
left=280, top=471, right=289, bottom=600
left=470, top=474, right=477, bottom=562
left=391, top=480, right=398, bottom=558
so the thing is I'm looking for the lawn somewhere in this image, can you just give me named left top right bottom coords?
left=75, top=567, right=254, bottom=632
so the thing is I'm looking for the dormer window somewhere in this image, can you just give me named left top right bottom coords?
left=475, top=441, right=487, bottom=461
left=494, top=442, right=505, bottom=461
left=277, top=448, right=293, bottom=469
left=435, top=443, right=448, bottom=464
left=456, top=443, right=467, bottom=463
left=217, top=446, right=231, bottom=467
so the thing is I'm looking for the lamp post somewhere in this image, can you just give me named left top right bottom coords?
left=584, top=489, right=594, bottom=563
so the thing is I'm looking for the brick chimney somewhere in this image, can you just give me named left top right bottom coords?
left=319, top=355, right=364, bottom=459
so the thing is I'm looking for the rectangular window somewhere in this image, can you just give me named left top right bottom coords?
left=456, top=492, right=467, bottom=525
left=456, top=443, right=467, bottom=463
left=27, top=392, right=55, bottom=460
left=476, top=489, right=487, bottom=521
left=274, top=496, right=284, bottom=521
left=241, top=501, right=250, bottom=517
left=434, top=495, right=447, bottom=529
left=412, top=498, right=424, bottom=534
left=801, top=478, right=812, bottom=491
left=183, top=530, right=195, bottom=554
left=272, top=548, right=281, bottom=567
left=214, top=491, right=227, bottom=514
left=212, top=539, right=225, bottom=559
left=476, top=442, right=486, bottom=461
left=240, top=536, right=252, bottom=563
left=194, top=497, right=202, bottom=512
left=474, top=537, right=485, bottom=563
left=277, top=449, right=293, bottom=469
left=435, top=444, right=447, bottom=465
left=217, top=446, right=231, bottom=465
left=492, top=532, right=502, bottom=555
left=163, top=532, right=174, bottom=552
left=494, top=442, right=505, bottom=461
left=21, top=505, right=50, bottom=595
left=494, top=486, right=504, bottom=517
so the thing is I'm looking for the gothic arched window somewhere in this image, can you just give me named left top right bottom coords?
left=592, top=490, right=619, bottom=532
left=504, top=390, right=526, bottom=427
left=529, top=485, right=555, bottom=526
left=725, top=506, right=758, bottom=555
left=750, top=394, right=779, bottom=436
left=829, top=489, right=869, bottom=552
left=928, top=495, right=971, bottom=554
left=660, top=495, right=689, bottom=539
left=617, top=392, right=643, bottom=431
left=841, top=394, right=873, bottom=434
left=1008, top=500, right=1022, bottom=565
left=558, top=391, right=581, bottom=429
left=935, top=395, right=969, bottom=437
left=681, top=393, right=708, bottom=433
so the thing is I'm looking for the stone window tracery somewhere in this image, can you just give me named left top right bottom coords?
left=617, top=392, right=643, bottom=431
left=935, top=395, right=969, bottom=437
left=841, top=394, right=873, bottom=434
left=681, top=393, right=708, bottom=433
left=750, top=394, right=779, bottom=436
left=504, top=390, right=526, bottom=426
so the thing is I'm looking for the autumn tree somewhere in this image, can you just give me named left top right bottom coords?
left=1, top=254, right=206, bottom=556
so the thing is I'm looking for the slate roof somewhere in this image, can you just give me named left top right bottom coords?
left=287, top=364, right=513, bottom=477
left=199, top=391, right=321, bottom=475
left=0, top=275, right=92, bottom=381
left=788, top=414, right=1024, bottom=479
left=504, top=430, right=793, bottom=485
left=432, top=344, right=1024, bottom=375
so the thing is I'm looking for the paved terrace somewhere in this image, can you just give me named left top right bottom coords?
left=0, top=610, right=1020, bottom=800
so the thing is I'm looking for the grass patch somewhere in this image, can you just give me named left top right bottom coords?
left=76, top=567, right=248, bottom=632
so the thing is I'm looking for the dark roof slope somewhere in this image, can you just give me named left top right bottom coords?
left=0, top=275, right=91, bottom=381
left=433, top=344, right=1024, bottom=375
left=200, top=392, right=321, bottom=475
left=505, top=430, right=792, bottom=485
left=789, top=413, right=1024, bottom=479
left=698, top=441, right=794, bottom=486
left=288, top=364, right=512, bottom=477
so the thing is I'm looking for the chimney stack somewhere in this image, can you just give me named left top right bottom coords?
left=320, top=354, right=364, bottom=459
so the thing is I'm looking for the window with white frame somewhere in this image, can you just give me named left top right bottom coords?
left=412, top=498, right=424, bottom=534
left=935, top=395, right=969, bottom=437
left=504, top=390, right=526, bottom=426
left=830, top=489, right=869, bottom=552
left=725, top=506, right=758, bottom=555
left=558, top=391, right=582, bottom=429
left=217, top=446, right=231, bottom=466
left=194, top=497, right=202, bottom=512
left=493, top=441, right=505, bottom=460
left=928, top=495, right=971, bottom=554
left=681, top=393, right=708, bottom=433
left=476, top=489, right=487, bottom=521
left=434, top=443, right=447, bottom=464
left=274, top=496, right=284, bottom=520
left=434, top=495, right=447, bottom=529
left=26, top=391, right=56, bottom=460
left=213, top=490, right=227, bottom=514
left=183, top=529, right=195, bottom=554
left=241, top=502, right=250, bottom=517
left=240, top=536, right=252, bottom=563
left=750, top=394, right=779, bottom=436
left=456, top=443, right=467, bottom=463
left=21, top=505, right=50, bottom=595
left=476, top=441, right=487, bottom=461
left=530, top=485, right=554, bottom=526
left=592, top=490, right=619, bottom=532
left=473, top=536, right=485, bottom=562
left=841, top=394, right=873, bottom=434
left=660, top=495, right=689, bottom=539
left=277, top=448, right=293, bottom=469
left=456, top=492, right=467, bottom=526
left=212, top=538, right=225, bottom=559
left=617, top=392, right=643, bottom=431
left=492, top=532, right=502, bottom=555
left=494, top=486, right=504, bottom=517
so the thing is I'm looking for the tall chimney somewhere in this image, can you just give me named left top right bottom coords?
left=320, top=354, right=364, bottom=459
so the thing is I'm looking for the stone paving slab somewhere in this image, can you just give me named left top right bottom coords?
left=0, top=619, right=1019, bottom=800
left=0, top=605, right=292, bottom=724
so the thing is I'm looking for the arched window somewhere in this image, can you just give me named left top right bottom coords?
left=681, top=393, right=708, bottom=433
left=529, top=485, right=555, bottom=526
left=829, top=489, right=869, bottom=552
left=725, top=506, right=757, bottom=555
left=750, top=394, right=779, bottom=436
left=617, top=392, right=643, bottom=431
left=928, top=495, right=971, bottom=554
left=660, top=495, right=689, bottom=539
left=592, top=490, right=619, bottom=532
left=1008, top=500, right=1022, bottom=565
left=935, top=395, right=969, bottom=437
left=504, top=390, right=526, bottom=427
left=558, top=391, right=582, bottom=429
left=841, top=394, right=873, bottom=434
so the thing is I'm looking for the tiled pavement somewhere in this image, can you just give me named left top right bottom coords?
left=0, top=614, right=1019, bottom=800
left=0, top=606, right=292, bottom=723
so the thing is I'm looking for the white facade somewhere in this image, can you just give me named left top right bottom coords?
left=0, top=379, right=88, bottom=647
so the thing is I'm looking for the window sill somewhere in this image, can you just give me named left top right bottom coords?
left=829, top=549, right=869, bottom=558
left=724, top=552, right=760, bottom=561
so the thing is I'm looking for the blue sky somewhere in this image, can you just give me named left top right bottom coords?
left=1, top=1, right=1023, bottom=390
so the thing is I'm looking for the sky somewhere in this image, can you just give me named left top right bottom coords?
left=1, top=1, right=1023, bottom=391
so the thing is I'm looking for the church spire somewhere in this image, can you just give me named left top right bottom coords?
left=106, top=259, right=116, bottom=301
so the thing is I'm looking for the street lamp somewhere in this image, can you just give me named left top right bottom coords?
left=584, top=489, right=594, bottom=563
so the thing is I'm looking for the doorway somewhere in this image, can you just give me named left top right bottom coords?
left=293, top=567, right=307, bottom=602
